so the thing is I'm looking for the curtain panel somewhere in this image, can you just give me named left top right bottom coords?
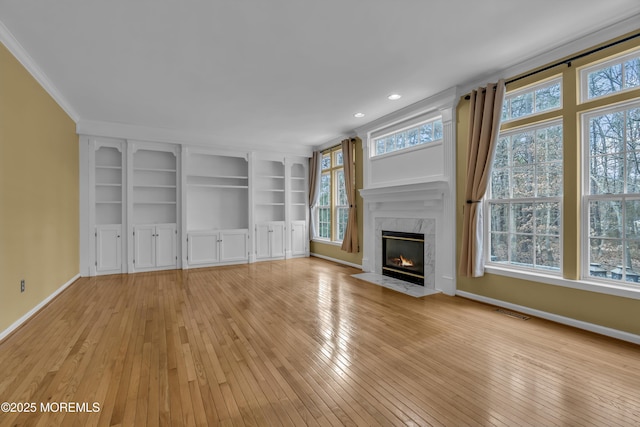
left=340, top=138, right=359, bottom=253
left=308, top=151, right=321, bottom=239
left=458, top=80, right=505, bottom=277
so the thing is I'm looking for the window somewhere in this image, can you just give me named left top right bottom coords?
left=488, top=121, right=563, bottom=271
left=501, top=78, right=562, bottom=121
left=372, top=117, right=443, bottom=157
left=580, top=48, right=640, bottom=101
left=315, top=146, right=353, bottom=242
left=584, top=102, right=640, bottom=283
left=484, top=38, right=640, bottom=291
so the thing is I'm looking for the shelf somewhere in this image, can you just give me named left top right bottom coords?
left=134, top=167, right=177, bottom=173
left=96, top=165, right=122, bottom=170
left=188, top=184, right=249, bottom=189
left=96, top=201, right=122, bottom=204
left=257, top=203, right=285, bottom=206
left=291, top=190, right=305, bottom=193
left=96, top=183, right=122, bottom=187
left=291, top=203, right=306, bottom=206
left=188, top=173, right=248, bottom=180
left=258, top=189, right=285, bottom=192
left=291, top=176, right=305, bottom=180
left=134, top=201, right=177, bottom=205
left=133, top=184, right=177, bottom=189
left=257, top=175, right=285, bottom=179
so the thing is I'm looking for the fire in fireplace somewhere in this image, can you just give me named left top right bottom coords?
left=382, top=230, right=425, bottom=285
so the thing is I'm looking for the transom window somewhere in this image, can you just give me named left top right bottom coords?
left=580, top=48, right=640, bottom=102
left=501, top=77, right=562, bottom=122
left=372, top=117, right=443, bottom=157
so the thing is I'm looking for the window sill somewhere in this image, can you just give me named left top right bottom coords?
left=484, top=265, right=640, bottom=301
left=311, top=238, right=343, bottom=247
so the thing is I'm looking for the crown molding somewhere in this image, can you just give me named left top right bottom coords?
left=77, top=119, right=313, bottom=158
left=0, top=20, right=79, bottom=122
left=458, top=12, right=640, bottom=97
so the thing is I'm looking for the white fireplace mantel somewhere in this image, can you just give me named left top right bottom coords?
left=359, top=178, right=448, bottom=205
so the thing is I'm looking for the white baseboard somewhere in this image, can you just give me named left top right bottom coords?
left=310, top=253, right=362, bottom=270
left=456, top=290, right=640, bottom=345
left=0, top=274, right=80, bottom=343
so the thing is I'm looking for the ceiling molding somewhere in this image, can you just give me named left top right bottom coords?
left=0, top=19, right=80, bottom=123
left=76, top=119, right=313, bottom=158
left=458, top=12, right=640, bottom=97
left=353, top=87, right=459, bottom=138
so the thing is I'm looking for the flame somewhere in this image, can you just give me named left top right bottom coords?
left=398, top=255, right=414, bottom=267
left=393, top=255, right=415, bottom=267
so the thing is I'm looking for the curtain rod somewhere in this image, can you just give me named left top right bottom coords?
left=464, top=31, right=640, bottom=100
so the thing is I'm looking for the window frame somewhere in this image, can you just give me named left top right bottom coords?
left=579, top=47, right=640, bottom=103
left=581, top=99, right=640, bottom=285
left=485, top=119, right=564, bottom=274
left=371, top=116, right=443, bottom=158
left=313, top=145, right=353, bottom=244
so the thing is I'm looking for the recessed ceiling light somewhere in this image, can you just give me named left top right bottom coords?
left=387, top=93, right=402, bottom=100
left=354, top=112, right=365, bottom=118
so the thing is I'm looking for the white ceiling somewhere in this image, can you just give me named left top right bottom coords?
left=1, top=1, right=639, bottom=152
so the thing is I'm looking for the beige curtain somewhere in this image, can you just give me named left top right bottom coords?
left=308, top=151, right=321, bottom=239
left=459, top=80, right=505, bottom=277
left=340, top=138, right=358, bottom=253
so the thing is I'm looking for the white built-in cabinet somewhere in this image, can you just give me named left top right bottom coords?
left=255, top=222, right=285, bottom=260
left=288, top=160, right=309, bottom=258
left=129, top=142, right=180, bottom=272
left=81, top=137, right=309, bottom=276
left=183, top=149, right=250, bottom=267
left=133, top=224, right=177, bottom=269
left=91, top=139, right=126, bottom=275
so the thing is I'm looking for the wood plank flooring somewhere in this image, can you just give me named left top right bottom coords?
left=0, top=257, right=639, bottom=426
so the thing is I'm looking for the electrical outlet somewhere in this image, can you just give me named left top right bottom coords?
left=20, top=280, right=25, bottom=293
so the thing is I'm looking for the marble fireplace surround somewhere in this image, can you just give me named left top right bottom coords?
left=376, top=217, right=435, bottom=288
left=358, top=180, right=456, bottom=295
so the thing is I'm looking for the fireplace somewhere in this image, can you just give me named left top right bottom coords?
left=382, top=230, right=425, bottom=285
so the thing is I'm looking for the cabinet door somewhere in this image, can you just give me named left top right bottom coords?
left=96, top=225, right=121, bottom=272
left=155, top=224, right=177, bottom=268
left=188, top=231, right=219, bottom=265
left=134, top=225, right=156, bottom=269
left=270, top=222, right=285, bottom=258
left=255, top=223, right=271, bottom=259
left=290, top=221, right=306, bottom=256
left=220, top=230, right=248, bottom=262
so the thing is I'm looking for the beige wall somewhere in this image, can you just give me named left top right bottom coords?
left=0, top=43, right=78, bottom=333
left=310, top=138, right=364, bottom=266
left=455, top=33, right=640, bottom=336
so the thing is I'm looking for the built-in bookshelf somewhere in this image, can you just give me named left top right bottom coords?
left=132, top=149, right=177, bottom=224
left=290, top=162, right=306, bottom=222
left=186, top=152, right=249, bottom=231
left=254, top=158, right=285, bottom=223
left=95, top=146, right=123, bottom=225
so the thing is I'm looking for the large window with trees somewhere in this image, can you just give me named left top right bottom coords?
left=584, top=101, right=640, bottom=283
left=485, top=40, right=640, bottom=290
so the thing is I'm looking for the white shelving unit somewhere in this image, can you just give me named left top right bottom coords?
left=288, top=159, right=309, bottom=258
left=184, top=150, right=250, bottom=268
left=129, top=143, right=179, bottom=272
left=253, top=156, right=286, bottom=261
left=80, top=138, right=310, bottom=276
left=92, top=140, right=126, bottom=275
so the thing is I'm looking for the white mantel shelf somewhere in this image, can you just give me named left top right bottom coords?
left=359, top=178, right=449, bottom=204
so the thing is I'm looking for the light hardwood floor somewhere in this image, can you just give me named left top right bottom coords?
left=0, top=257, right=639, bottom=426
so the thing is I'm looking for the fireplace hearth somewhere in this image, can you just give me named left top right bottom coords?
left=382, top=230, right=425, bottom=285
